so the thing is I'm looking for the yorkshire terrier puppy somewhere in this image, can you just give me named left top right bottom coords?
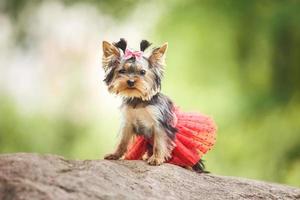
left=102, top=39, right=216, bottom=171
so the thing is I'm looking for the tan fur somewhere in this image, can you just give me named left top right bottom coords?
left=108, top=64, right=159, bottom=101
left=102, top=41, right=120, bottom=58
left=105, top=104, right=174, bottom=165
left=103, top=41, right=173, bottom=165
left=104, top=123, right=133, bottom=160
left=148, top=127, right=174, bottom=165
left=102, top=41, right=167, bottom=101
left=149, top=43, right=168, bottom=67
left=102, top=41, right=120, bottom=71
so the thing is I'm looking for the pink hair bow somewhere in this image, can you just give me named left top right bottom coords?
left=124, top=49, right=143, bottom=60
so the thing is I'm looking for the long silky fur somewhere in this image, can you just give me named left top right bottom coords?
left=124, top=93, right=177, bottom=139
left=140, top=40, right=152, bottom=51
left=103, top=39, right=214, bottom=172
left=113, top=38, right=127, bottom=53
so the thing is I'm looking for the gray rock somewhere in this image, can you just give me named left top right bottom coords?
left=0, top=153, right=299, bottom=200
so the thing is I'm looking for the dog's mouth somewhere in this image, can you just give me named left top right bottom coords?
left=125, top=86, right=142, bottom=92
left=114, top=86, right=153, bottom=101
left=123, top=87, right=145, bottom=96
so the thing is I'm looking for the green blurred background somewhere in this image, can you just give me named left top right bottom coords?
left=0, top=0, right=299, bottom=187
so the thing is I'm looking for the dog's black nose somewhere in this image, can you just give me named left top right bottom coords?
left=127, top=80, right=135, bottom=87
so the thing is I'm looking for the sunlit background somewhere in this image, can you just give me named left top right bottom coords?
left=0, top=0, right=299, bottom=187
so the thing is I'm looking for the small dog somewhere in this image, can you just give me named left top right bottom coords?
left=102, top=39, right=216, bottom=171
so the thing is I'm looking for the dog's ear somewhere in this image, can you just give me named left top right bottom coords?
left=149, top=42, right=168, bottom=67
left=102, top=41, right=120, bottom=58
left=102, top=41, right=120, bottom=71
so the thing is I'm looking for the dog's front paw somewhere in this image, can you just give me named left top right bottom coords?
left=142, top=154, right=149, bottom=161
left=147, top=156, right=164, bottom=166
left=104, top=153, right=120, bottom=160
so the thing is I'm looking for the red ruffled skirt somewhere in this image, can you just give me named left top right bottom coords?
left=124, top=107, right=217, bottom=167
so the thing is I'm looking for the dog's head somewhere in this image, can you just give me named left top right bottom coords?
left=102, top=39, right=168, bottom=101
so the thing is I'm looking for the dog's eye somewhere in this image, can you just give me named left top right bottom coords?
left=118, top=69, right=126, bottom=74
left=140, top=70, right=146, bottom=75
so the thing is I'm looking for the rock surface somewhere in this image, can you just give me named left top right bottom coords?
left=0, top=153, right=299, bottom=200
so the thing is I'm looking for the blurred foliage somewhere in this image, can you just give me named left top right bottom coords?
left=0, top=0, right=300, bottom=187
left=0, top=94, right=87, bottom=157
left=0, top=0, right=142, bottom=20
